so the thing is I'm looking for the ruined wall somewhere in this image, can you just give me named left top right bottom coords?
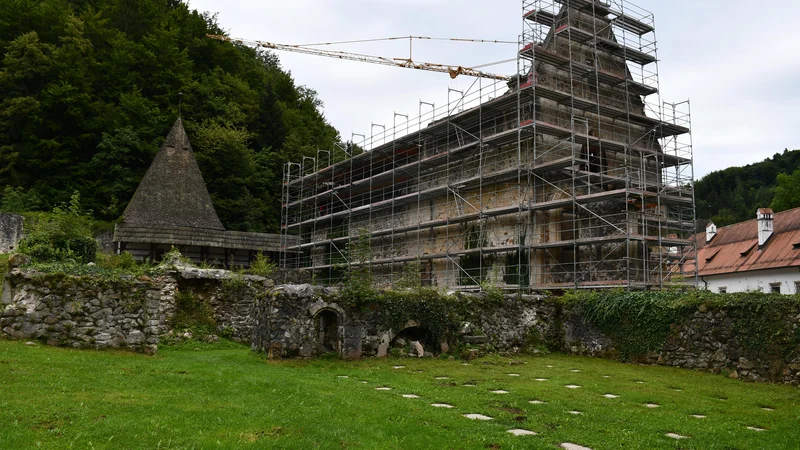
left=251, top=288, right=800, bottom=385
left=0, top=213, right=24, bottom=253
left=0, top=269, right=177, bottom=354
left=4, top=269, right=796, bottom=385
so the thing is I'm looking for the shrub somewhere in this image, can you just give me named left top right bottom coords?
left=17, top=192, right=97, bottom=264
left=246, top=252, right=277, bottom=277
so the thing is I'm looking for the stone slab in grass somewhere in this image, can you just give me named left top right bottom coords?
left=393, top=366, right=405, bottom=369
left=508, top=373, right=520, bottom=377
left=603, top=394, right=620, bottom=399
left=568, top=410, right=583, bottom=415
left=565, top=385, right=581, bottom=389
left=463, top=414, right=493, bottom=420
left=571, top=369, right=582, bottom=373
left=491, top=390, right=509, bottom=394
left=762, top=407, right=775, bottom=411
left=507, top=429, right=537, bottom=436
left=337, top=375, right=349, bottom=379
left=434, top=376, right=450, bottom=380
left=402, top=394, right=420, bottom=399
left=529, top=400, right=546, bottom=405
left=561, top=443, right=592, bottom=450
left=645, top=403, right=660, bottom=408
left=665, top=433, right=688, bottom=439
left=692, top=415, right=707, bottom=419
left=746, top=426, right=766, bottom=432
left=431, top=403, right=454, bottom=408
left=462, top=384, right=476, bottom=387
left=375, top=387, right=392, bottom=391
left=535, top=378, right=548, bottom=382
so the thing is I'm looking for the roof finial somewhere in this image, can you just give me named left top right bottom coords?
left=178, top=92, right=183, bottom=118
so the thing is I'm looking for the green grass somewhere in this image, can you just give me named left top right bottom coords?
left=1, top=340, right=798, bottom=449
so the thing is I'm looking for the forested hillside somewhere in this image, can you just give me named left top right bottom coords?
left=695, top=149, right=800, bottom=226
left=0, top=0, right=340, bottom=232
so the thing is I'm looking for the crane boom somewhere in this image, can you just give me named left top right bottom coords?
left=207, top=34, right=511, bottom=82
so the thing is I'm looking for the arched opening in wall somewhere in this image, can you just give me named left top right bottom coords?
left=314, top=310, right=340, bottom=353
left=390, top=326, right=437, bottom=357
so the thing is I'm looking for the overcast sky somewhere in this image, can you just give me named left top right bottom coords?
left=188, top=0, right=800, bottom=179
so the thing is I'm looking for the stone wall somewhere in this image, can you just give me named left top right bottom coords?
left=0, top=213, right=24, bottom=253
left=2, top=268, right=798, bottom=385
left=0, top=269, right=177, bottom=354
left=251, top=287, right=800, bottom=385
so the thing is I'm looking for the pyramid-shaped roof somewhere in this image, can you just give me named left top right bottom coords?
left=120, top=118, right=225, bottom=231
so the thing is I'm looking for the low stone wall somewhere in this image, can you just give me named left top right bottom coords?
left=2, top=269, right=798, bottom=385
left=251, top=286, right=800, bottom=385
left=0, top=213, right=24, bottom=253
left=0, top=270, right=176, bottom=354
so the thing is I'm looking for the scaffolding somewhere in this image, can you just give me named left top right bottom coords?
left=280, top=0, right=697, bottom=292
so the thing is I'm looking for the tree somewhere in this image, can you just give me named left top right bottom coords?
left=0, top=0, right=341, bottom=231
left=770, top=168, right=800, bottom=212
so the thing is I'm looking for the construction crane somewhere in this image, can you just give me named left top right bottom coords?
left=206, top=34, right=512, bottom=82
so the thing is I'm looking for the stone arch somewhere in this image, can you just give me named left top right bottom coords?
left=308, top=302, right=345, bottom=355
left=379, top=320, right=440, bottom=357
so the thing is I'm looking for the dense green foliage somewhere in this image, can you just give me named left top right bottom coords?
left=770, top=168, right=800, bottom=213
left=2, top=341, right=799, bottom=448
left=565, top=290, right=800, bottom=362
left=0, top=0, right=339, bottom=232
left=17, top=192, right=98, bottom=264
left=695, top=149, right=800, bottom=226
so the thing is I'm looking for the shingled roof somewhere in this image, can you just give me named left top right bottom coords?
left=119, top=118, right=225, bottom=231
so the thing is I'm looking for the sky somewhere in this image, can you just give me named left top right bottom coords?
left=188, top=0, right=800, bottom=179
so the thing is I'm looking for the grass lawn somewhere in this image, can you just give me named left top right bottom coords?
left=0, top=340, right=798, bottom=449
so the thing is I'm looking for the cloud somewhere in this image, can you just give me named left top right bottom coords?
left=188, top=0, right=800, bottom=178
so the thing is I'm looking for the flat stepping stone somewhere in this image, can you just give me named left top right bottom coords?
left=412, top=370, right=424, bottom=374
left=665, top=433, right=688, bottom=439
left=635, top=381, right=645, bottom=384
left=508, top=373, right=521, bottom=377
left=507, top=429, right=537, bottom=436
left=529, top=400, right=546, bottom=405
left=565, top=385, right=581, bottom=389
left=567, top=410, right=583, bottom=415
left=393, top=366, right=405, bottom=369
left=463, top=413, right=493, bottom=420
left=645, top=403, right=660, bottom=408
left=762, top=407, right=775, bottom=411
left=462, top=384, right=476, bottom=387
left=747, top=426, right=766, bottom=432
left=402, top=394, right=420, bottom=399
left=431, top=403, right=454, bottom=408
left=535, top=378, right=548, bottom=382
left=434, top=377, right=450, bottom=380
left=691, top=415, right=707, bottom=419
left=561, top=443, right=592, bottom=450
left=461, top=363, right=470, bottom=366
left=491, top=390, right=510, bottom=394
left=602, top=375, right=611, bottom=378
left=375, top=387, right=392, bottom=391
left=570, top=369, right=582, bottom=373
left=603, top=394, right=620, bottom=399
left=546, top=365, right=555, bottom=368
left=337, top=375, right=349, bottom=378
left=360, top=381, right=368, bottom=384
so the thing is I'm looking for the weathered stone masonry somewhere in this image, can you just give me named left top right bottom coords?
left=2, top=269, right=799, bottom=385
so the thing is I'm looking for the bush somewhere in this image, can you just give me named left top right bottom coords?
left=96, top=252, right=139, bottom=271
left=246, top=252, right=277, bottom=277
left=17, top=192, right=97, bottom=264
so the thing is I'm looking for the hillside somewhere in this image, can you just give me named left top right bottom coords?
left=0, top=0, right=340, bottom=232
left=695, top=149, right=800, bottom=227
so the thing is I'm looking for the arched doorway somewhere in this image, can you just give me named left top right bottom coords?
left=315, top=310, right=340, bottom=353
left=390, top=326, right=436, bottom=357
